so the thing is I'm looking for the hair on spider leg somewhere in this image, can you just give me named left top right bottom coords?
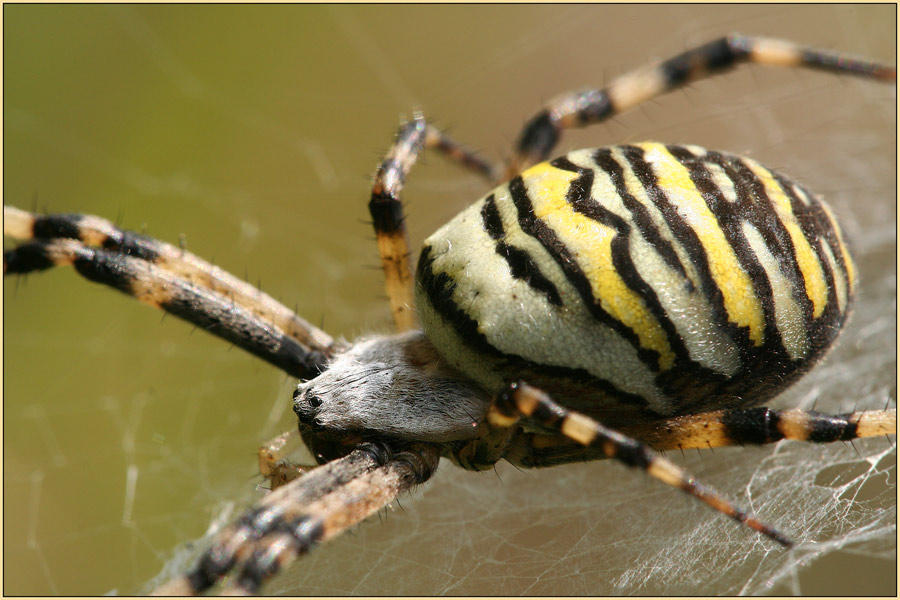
left=847, top=439, right=862, bottom=459
left=492, top=463, right=506, bottom=483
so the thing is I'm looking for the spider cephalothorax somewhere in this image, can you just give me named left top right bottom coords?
left=293, top=331, right=489, bottom=450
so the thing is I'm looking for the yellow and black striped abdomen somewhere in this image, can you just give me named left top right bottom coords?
left=416, top=143, right=855, bottom=424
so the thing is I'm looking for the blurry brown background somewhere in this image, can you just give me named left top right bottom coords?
left=5, top=5, right=895, bottom=595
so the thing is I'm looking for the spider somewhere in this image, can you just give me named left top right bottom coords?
left=4, top=34, right=896, bottom=595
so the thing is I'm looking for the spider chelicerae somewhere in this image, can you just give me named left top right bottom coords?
left=4, top=34, right=896, bottom=595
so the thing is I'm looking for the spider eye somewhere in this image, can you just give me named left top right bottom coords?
left=293, top=387, right=323, bottom=425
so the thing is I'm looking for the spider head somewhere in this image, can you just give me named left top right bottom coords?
left=291, top=331, right=490, bottom=460
left=292, top=384, right=324, bottom=425
left=292, top=384, right=364, bottom=463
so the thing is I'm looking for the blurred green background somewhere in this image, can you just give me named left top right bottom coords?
left=5, top=5, right=895, bottom=595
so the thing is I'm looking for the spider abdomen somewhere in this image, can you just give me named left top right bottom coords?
left=416, top=143, right=855, bottom=425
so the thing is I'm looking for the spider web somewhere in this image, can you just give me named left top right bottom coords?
left=4, top=5, right=895, bottom=596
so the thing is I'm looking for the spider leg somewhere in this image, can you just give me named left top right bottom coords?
left=469, top=381, right=794, bottom=547
left=4, top=206, right=336, bottom=379
left=622, top=407, right=897, bottom=451
left=150, top=441, right=439, bottom=596
left=369, top=117, right=498, bottom=332
left=258, top=430, right=310, bottom=490
left=504, top=34, right=896, bottom=178
left=511, top=407, right=897, bottom=465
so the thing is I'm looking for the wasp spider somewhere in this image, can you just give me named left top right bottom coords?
left=4, top=35, right=896, bottom=595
